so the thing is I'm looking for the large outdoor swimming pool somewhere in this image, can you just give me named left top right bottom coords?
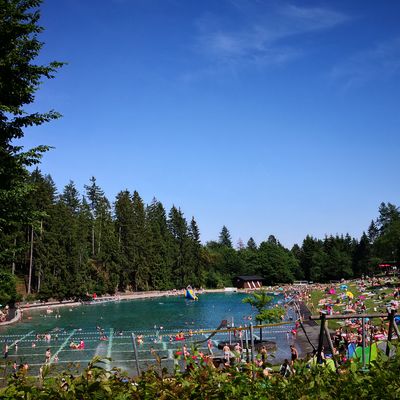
left=0, top=293, right=298, bottom=377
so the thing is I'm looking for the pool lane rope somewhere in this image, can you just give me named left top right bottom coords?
left=49, top=329, right=77, bottom=366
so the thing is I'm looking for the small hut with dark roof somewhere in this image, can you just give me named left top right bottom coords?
left=234, top=276, right=264, bottom=289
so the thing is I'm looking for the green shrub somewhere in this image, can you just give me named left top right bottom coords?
left=0, top=271, right=17, bottom=305
left=1, top=348, right=400, bottom=399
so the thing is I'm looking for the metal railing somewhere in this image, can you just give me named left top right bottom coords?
left=309, top=307, right=400, bottom=369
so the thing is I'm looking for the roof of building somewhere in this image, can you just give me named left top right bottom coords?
left=234, top=276, right=264, bottom=281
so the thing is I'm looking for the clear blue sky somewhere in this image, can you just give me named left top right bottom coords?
left=20, top=0, right=400, bottom=248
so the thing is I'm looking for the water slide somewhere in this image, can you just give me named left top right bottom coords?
left=185, top=288, right=198, bottom=300
left=194, top=320, right=228, bottom=344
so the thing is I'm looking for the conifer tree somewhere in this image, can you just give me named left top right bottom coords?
left=131, top=190, right=150, bottom=290
left=146, top=199, right=174, bottom=289
left=352, top=233, right=372, bottom=277
left=27, top=169, right=57, bottom=294
left=84, top=177, right=108, bottom=257
left=168, top=206, right=190, bottom=287
left=114, top=190, right=135, bottom=289
left=218, top=225, right=232, bottom=248
left=188, top=216, right=204, bottom=286
left=247, top=237, right=257, bottom=250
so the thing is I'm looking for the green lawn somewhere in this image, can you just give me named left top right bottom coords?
left=306, top=278, right=399, bottom=329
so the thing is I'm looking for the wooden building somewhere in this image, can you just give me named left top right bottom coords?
left=233, top=276, right=264, bottom=289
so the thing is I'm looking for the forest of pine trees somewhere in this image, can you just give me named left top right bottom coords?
left=0, top=168, right=399, bottom=303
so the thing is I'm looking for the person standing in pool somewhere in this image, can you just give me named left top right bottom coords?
left=207, top=339, right=213, bottom=355
left=45, top=348, right=51, bottom=363
left=223, top=344, right=231, bottom=364
left=290, top=345, right=298, bottom=372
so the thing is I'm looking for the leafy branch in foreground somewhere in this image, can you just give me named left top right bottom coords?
left=0, top=0, right=64, bottom=246
left=1, top=345, right=399, bottom=399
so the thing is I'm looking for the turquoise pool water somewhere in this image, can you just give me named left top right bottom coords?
left=3, top=292, right=281, bottom=333
left=0, top=293, right=297, bottom=377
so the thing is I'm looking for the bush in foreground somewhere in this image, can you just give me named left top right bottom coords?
left=1, top=348, right=400, bottom=399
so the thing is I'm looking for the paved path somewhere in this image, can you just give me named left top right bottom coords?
left=295, top=302, right=330, bottom=356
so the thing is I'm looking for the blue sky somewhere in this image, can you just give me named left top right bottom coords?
left=20, top=0, right=400, bottom=248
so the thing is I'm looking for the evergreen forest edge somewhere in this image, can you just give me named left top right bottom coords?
left=1, top=171, right=399, bottom=304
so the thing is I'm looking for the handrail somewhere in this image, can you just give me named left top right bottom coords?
left=309, top=312, right=398, bottom=320
left=184, top=321, right=294, bottom=336
left=310, top=308, right=399, bottom=369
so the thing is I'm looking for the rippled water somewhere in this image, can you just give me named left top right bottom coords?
left=0, top=293, right=297, bottom=376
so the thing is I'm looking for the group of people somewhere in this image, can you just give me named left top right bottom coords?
left=12, top=361, right=29, bottom=377
left=172, top=338, right=299, bottom=381
left=69, top=340, right=85, bottom=349
left=96, top=325, right=109, bottom=341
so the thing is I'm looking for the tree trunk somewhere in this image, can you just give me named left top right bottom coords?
left=28, top=226, right=34, bottom=295
left=92, top=224, right=95, bottom=257
left=97, top=217, right=102, bottom=255
left=37, top=220, right=43, bottom=292
left=11, top=236, right=16, bottom=275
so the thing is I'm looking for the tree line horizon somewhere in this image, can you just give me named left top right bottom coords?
left=1, top=168, right=399, bottom=302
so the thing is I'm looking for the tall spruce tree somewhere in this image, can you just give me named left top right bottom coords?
left=353, top=233, right=372, bottom=277
left=168, top=206, right=190, bottom=287
left=84, top=177, right=107, bottom=257
left=218, top=225, right=232, bottom=248
left=188, top=216, right=203, bottom=286
left=247, top=237, right=257, bottom=250
left=114, top=190, right=135, bottom=290
left=146, top=198, right=174, bottom=289
left=27, top=169, right=57, bottom=294
left=131, top=190, right=150, bottom=290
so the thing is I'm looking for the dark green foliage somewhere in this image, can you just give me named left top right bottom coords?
left=0, top=0, right=63, bottom=247
left=243, top=290, right=285, bottom=341
left=168, top=206, right=192, bottom=288
left=2, top=346, right=400, bottom=399
left=257, top=240, right=297, bottom=284
left=218, top=225, right=233, bottom=248
left=3, top=170, right=400, bottom=296
left=247, top=237, right=257, bottom=250
left=0, top=270, right=17, bottom=304
left=145, top=198, right=174, bottom=290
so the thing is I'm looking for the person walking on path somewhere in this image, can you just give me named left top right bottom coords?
left=234, top=342, right=242, bottom=364
left=259, top=345, right=268, bottom=363
left=223, top=344, right=231, bottom=365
